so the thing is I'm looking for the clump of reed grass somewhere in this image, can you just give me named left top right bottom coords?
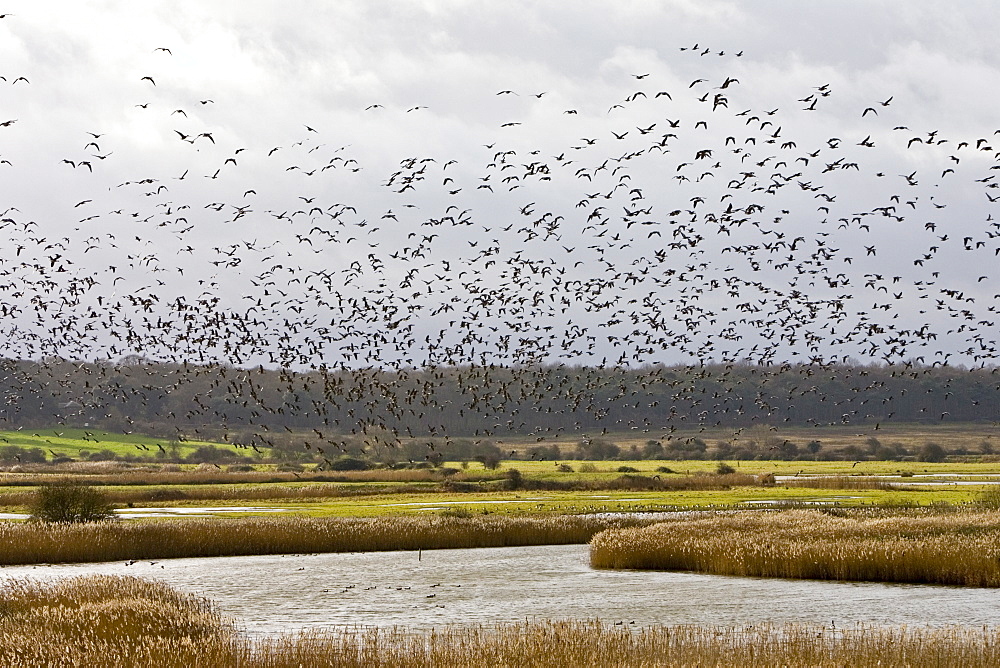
left=0, top=482, right=449, bottom=508
left=591, top=509, right=1000, bottom=586
left=782, top=475, right=895, bottom=490
left=0, top=575, right=240, bottom=666
left=0, top=471, right=764, bottom=508
left=0, top=468, right=498, bottom=488
left=0, top=514, right=658, bottom=566
left=5, top=576, right=1000, bottom=667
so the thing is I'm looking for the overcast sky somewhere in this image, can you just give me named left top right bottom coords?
left=2, top=1, right=1000, bottom=370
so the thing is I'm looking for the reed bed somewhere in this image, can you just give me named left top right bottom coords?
left=0, top=468, right=489, bottom=487
left=0, top=514, right=658, bottom=565
left=604, top=472, right=759, bottom=491
left=0, top=472, right=764, bottom=507
left=4, top=575, right=1000, bottom=667
left=782, top=475, right=895, bottom=490
left=0, top=482, right=433, bottom=507
left=591, top=509, right=1000, bottom=586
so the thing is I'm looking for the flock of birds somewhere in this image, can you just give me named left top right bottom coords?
left=2, top=18, right=1000, bottom=449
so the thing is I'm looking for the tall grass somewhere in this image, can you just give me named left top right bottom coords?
left=591, top=509, right=1000, bottom=586
left=0, top=515, right=657, bottom=565
left=0, top=471, right=763, bottom=507
left=0, top=575, right=241, bottom=666
left=0, top=468, right=492, bottom=487
left=0, top=482, right=438, bottom=507
left=782, top=475, right=895, bottom=490
left=4, top=575, right=1000, bottom=667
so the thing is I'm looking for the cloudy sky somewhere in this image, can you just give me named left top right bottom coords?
left=2, top=1, right=999, bottom=370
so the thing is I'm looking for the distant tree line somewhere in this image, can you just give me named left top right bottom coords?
left=0, top=357, right=998, bottom=464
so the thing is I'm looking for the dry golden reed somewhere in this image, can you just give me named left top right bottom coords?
left=0, top=467, right=486, bottom=487
left=0, top=514, right=653, bottom=566
left=0, top=471, right=766, bottom=508
left=591, top=509, right=1000, bottom=586
left=781, top=475, right=894, bottom=490
left=4, top=575, right=1000, bottom=667
left=0, top=481, right=437, bottom=507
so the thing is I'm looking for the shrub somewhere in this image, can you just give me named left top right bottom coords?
left=29, top=482, right=116, bottom=523
left=918, top=442, right=947, bottom=463
left=715, top=462, right=736, bottom=475
left=616, top=466, right=639, bottom=473
left=328, top=456, right=370, bottom=471
left=477, top=454, right=502, bottom=470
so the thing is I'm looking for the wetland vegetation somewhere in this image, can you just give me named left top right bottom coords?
left=0, top=514, right=658, bottom=566
left=591, top=508, right=1000, bottom=586
left=3, top=575, right=1000, bottom=667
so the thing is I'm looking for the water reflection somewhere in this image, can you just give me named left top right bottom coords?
left=2, top=544, right=997, bottom=634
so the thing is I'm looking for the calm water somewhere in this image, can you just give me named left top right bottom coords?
left=2, top=544, right=998, bottom=634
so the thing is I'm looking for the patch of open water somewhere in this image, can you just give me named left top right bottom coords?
left=2, top=544, right=997, bottom=635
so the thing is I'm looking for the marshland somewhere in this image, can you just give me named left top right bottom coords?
left=5, top=426, right=1000, bottom=666
left=5, top=573, right=1000, bottom=667
left=9, top=0, right=1000, bottom=662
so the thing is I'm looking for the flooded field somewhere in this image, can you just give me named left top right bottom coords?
left=2, top=544, right=998, bottom=635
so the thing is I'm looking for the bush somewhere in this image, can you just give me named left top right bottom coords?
left=327, top=456, right=370, bottom=471
left=716, top=462, right=736, bottom=475
left=477, top=454, right=503, bottom=470
left=918, top=442, right=947, bottom=463
left=29, top=482, right=116, bottom=523
left=616, top=466, right=639, bottom=473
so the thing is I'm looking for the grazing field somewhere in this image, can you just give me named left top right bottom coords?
left=3, top=422, right=1000, bottom=466
left=0, top=428, right=234, bottom=461
left=0, top=462, right=991, bottom=519
left=591, top=509, right=1000, bottom=586
left=3, top=575, right=1000, bottom=668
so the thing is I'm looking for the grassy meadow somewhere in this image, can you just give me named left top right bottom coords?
left=0, top=451, right=996, bottom=520
left=0, top=471, right=985, bottom=518
left=3, top=575, right=1000, bottom=667
left=591, top=509, right=1000, bottom=586
left=0, top=428, right=237, bottom=461
left=3, top=421, right=1000, bottom=465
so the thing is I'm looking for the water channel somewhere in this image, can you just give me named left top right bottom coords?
left=2, top=544, right=998, bottom=634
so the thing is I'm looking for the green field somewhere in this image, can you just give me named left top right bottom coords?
left=0, top=428, right=240, bottom=460
left=4, top=421, right=1000, bottom=463
left=0, top=477, right=985, bottom=518
left=0, top=424, right=998, bottom=520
